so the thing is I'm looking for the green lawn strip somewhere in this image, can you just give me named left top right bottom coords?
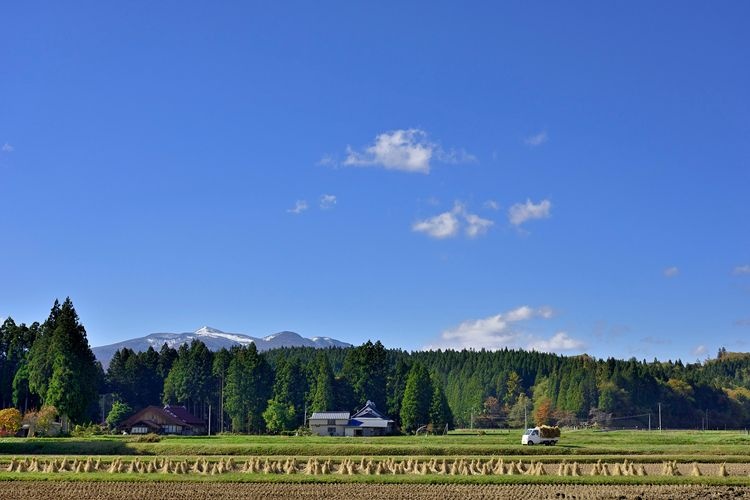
left=2, top=430, right=750, bottom=457
left=0, top=472, right=749, bottom=486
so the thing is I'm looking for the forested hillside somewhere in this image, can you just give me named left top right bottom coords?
left=2, top=299, right=750, bottom=432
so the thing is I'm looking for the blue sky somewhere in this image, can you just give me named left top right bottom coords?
left=1, top=2, right=748, bottom=361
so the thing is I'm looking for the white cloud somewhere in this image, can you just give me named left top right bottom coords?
left=663, top=266, right=679, bottom=278
left=508, top=199, right=551, bottom=226
left=525, top=131, right=548, bottom=147
left=413, top=202, right=493, bottom=239
left=464, top=213, right=493, bottom=238
left=426, top=306, right=584, bottom=352
left=528, top=332, right=585, bottom=352
left=342, top=129, right=473, bottom=174
left=733, top=265, right=750, bottom=275
left=436, top=147, right=477, bottom=164
left=320, top=194, right=337, bottom=210
left=692, top=344, right=708, bottom=357
left=2, top=143, right=13, bottom=152
left=286, top=200, right=308, bottom=215
left=412, top=207, right=461, bottom=239
left=316, top=155, right=336, bottom=167
left=483, top=200, right=500, bottom=211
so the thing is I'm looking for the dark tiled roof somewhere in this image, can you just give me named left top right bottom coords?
left=164, top=405, right=205, bottom=425
left=121, top=406, right=185, bottom=428
left=120, top=405, right=205, bottom=429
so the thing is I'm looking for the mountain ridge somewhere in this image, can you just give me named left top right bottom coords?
left=92, top=326, right=351, bottom=368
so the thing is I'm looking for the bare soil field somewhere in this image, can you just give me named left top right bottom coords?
left=2, top=481, right=749, bottom=499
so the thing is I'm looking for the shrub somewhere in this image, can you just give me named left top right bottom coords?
left=71, top=423, right=107, bottom=437
left=23, top=405, right=59, bottom=437
left=131, top=433, right=161, bottom=443
left=106, top=401, right=132, bottom=429
left=0, top=408, right=22, bottom=435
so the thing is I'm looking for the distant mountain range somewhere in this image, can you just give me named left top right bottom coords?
left=92, top=326, right=351, bottom=368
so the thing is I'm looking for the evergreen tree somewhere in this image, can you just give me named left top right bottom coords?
left=27, top=299, right=99, bottom=423
left=163, top=344, right=189, bottom=405
left=310, top=353, right=335, bottom=412
left=428, top=372, right=452, bottom=433
left=162, top=340, right=214, bottom=418
left=504, top=371, right=523, bottom=407
left=212, top=348, right=232, bottom=433
left=400, top=362, right=432, bottom=433
left=508, top=393, right=532, bottom=428
left=0, top=318, right=37, bottom=409
left=342, top=340, right=387, bottom=409
left=263, top=358, right=306, bottom=432
left=157, top=343, right=178, bottom=379
left=45, top=299, right=100, bottom=423
left=224, top=344, right=271, bottom=432
left=27, top=300, right=60, bottom=402
left=386, top=357, right=410, bottom=424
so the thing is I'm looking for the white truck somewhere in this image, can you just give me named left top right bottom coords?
left=521, top=426, right=560, bottom=446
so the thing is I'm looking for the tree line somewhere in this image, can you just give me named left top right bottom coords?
left=3, top=298, right=750, bottom=433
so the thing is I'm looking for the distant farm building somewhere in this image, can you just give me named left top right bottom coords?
left=309, top=400, right=394, bottom=437
left=120, top=405, right=206, bottom=435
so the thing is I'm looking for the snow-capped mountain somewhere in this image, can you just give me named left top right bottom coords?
left=92, top=326, right=351, bottom=368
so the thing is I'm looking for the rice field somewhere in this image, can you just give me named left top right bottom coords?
left=3, top=431, right=750, bottom=498
left=1, top=456, right=749, bottom=481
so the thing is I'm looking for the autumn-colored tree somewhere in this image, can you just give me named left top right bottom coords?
left=534, top=397, right=552, bottom=426
left=23, top=405, right=58, bottom=437
left=483, top=396, right=501, bottom=415
left=0, top=408, right=22, bottom=435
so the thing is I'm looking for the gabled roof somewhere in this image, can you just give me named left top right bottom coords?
left=352, top=400, right=388, bottom=419
left=120, top=405, right=204, bottom=429
left=165, top=405, right=205, bottom=426
left=309, top=412, right=350, bottom=420
left=346, top=417, right=393, bottom=428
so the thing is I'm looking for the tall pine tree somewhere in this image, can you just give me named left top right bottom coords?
left=310, top=352, right=335, bottom=413
left=400, top=362, right=432, bottom=433
left=28, top=298, right=100, bottom=423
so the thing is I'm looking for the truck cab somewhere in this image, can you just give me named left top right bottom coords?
left=521, top=428, right=540, bottom=445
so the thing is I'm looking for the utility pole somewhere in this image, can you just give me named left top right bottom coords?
left=470, top=409, right=474, bottom=430
left=648, top=412, right=651, bottom=432
left=304, top=401, right=308, bottom=427
left=208, top=404, right=212, bottom=436
left=524, top=404, right=528, bottom=430
left=658, top=403, right=662, bottom=432
left=706, top=409, right=709, bottom=431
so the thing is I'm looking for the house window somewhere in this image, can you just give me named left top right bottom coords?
left=328, top=427, right=336, bottom=435
left=327, top=419, right=336, bottom=425
left=131, top=426, right=148, bottom=434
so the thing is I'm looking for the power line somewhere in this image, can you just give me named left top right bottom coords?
left=608, top=413, right=652, bottom=421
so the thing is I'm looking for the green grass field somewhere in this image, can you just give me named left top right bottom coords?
left=2, top=429, right=749, bottom=458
